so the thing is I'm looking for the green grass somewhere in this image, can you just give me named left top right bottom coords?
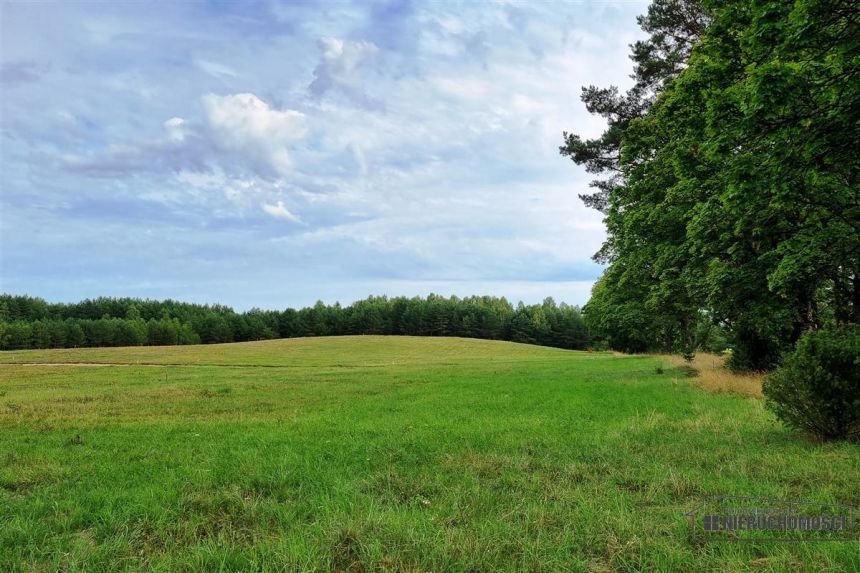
left=1, top=336, right=858, bottom=572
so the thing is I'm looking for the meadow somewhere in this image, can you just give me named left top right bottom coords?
left=1, top=336, right=858, bottom=572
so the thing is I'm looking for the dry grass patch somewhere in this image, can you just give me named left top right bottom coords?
left=657, top=353, right=763, bottom=397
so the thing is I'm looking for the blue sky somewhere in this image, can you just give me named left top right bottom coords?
left=0, top=0, right=646, bottom=311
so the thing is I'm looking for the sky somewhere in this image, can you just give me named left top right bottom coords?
left=0, top=0, right=647, bottom=311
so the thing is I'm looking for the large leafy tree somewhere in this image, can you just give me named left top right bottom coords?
left=564, top=0, right=859, bottom=368
left=561, top=0, right=710, bottom=355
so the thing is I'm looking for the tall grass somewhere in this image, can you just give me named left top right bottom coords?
left=658, top=352, right=764, bottom=398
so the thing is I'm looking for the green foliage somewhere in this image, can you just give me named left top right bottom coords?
left=584, top=274, right=658, bottom=353
left=198, top=315, right=233, bottom=344
left=763, top=325, right=860, bottom=441
left=563, top=0, right=859, bottom=366
left=0, top=293, right=590, bottom=352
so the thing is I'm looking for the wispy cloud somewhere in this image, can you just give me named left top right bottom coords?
left=262, top=200, right=302, bottom=223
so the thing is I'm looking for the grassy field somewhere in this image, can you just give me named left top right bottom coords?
left=1, top=336, right=858, bottom=572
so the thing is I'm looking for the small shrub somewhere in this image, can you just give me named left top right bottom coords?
left=763, top=325, right=860, bottom=441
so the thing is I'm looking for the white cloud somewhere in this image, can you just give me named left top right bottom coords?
left=201, top=93, right=307, bottom=176
left=262, top=200, right=301, bottom=223
left=163, top=117, right=188, bottom=142
left=309, top=37, right=379, bottom=106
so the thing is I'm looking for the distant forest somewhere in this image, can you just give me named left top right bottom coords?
left=0, top=294, right=591, bottom=351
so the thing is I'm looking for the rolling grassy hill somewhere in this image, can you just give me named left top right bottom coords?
left=1, top=337, right=858, bottom=571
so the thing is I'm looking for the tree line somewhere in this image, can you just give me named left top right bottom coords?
left=0, top=294, right=590, bottom=351
left=561, top=0, right=858, bottom=369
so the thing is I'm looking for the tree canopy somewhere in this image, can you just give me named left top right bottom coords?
left=0, top=294, right=589, bottom=352
left=562, top=0, right=859, bottom=369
